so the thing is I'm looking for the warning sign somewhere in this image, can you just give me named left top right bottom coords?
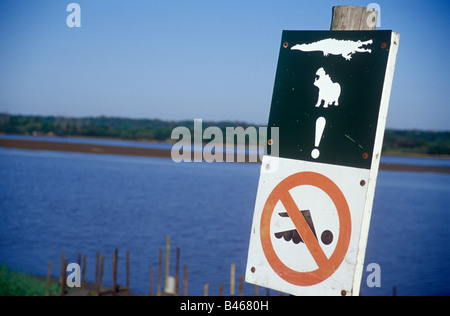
left=246, top=31, right=399, bottom=296
left=260, top=171, right=351, bottom=286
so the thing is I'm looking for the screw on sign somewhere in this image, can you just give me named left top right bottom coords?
left=260, top=172, right=351, bottom=286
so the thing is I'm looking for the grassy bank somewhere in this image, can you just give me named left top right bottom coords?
left=0, top=265, right=60, bottom=296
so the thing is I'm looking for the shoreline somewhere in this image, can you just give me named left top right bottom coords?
left=1, top=138, right=449, bottom=174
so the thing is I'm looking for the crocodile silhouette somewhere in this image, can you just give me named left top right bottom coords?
left=291, top=38, right=373, bottom=61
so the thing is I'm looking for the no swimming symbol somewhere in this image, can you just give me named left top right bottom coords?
left=260, top=171, right=351, bottom=286
left=275, top=209, right=334, bottom=246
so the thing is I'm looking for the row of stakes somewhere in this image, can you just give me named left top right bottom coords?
left=45, top=236, right=285, bottom=296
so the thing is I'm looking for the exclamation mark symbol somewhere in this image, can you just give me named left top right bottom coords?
left=311, top=116, right=326, bottom=159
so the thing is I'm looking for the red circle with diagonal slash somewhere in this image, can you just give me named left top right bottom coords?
left=260, top=171, right=351, bottom=286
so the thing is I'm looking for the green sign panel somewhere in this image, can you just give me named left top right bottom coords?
left=266, top=31, right=393, bottom=169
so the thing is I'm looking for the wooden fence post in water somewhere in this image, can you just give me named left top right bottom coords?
left=149, top=267, right=154, bottom=296
left=164, top=236, right=170, bottom=294
left=230, top=263, right=235, bottom=296
left=219, top=283, right=223, bottom=296
left=61, top=259, right=68, bottom=296
left=157, top=248, right=162, bottom=296
left=126, top=250, right=130, bottom=296
left=175, top=246, right=180, bottom=296
left=59, top=252, right=65, bottom=296
left=46, top=260, right=52, bottom=296
left=81, top=255, right=87, bottom=288
left=203, top=283, right=209, bottom=296
left=183, top=264, right=188, bottom=296
left=95, top=251, right=100, bottom=296
left=112, top=250, right=118, bottom=296
left=238, top=275, right=244, bottom=296
left=100, top=254, right=105, bottom=290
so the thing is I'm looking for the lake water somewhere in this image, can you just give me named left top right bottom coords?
left=0, top=140, right=449, bottom=296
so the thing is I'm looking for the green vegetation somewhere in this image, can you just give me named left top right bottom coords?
left=383, top=130, right=450, bottom=156
left=0, top=265, right=60, bottom=296
left=1, top=114, right=449, bottom=156
left=0, top=114, right=255, bottom=142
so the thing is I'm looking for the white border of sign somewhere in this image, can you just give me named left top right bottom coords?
left=352, top=32, right=400, bottom=295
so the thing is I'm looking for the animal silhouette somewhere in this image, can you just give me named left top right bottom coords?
left=313, top=68, right=341, bottom=108
left=291, top=38, right=373, bottom=61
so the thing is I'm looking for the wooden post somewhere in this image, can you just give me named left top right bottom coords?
left=203, top=282, right=208, bottom=296
left=99, top=254, right=105, bottom=290
left=46, top=260, right=52, bottom=296
left=164, top=236, right=170, bottom=294
left=149, top=267, right=154, bottom=296
left=238, top=275, right=244, bottom=296
left=219, top=283, right=223, bottom=296
left=61, top=259, right=68, bottom=296
left=175, top=246, right=180, bottom=296
left=81, top=255, right=87, bottom=287
left=230, top=263, right=235, bottom=296
left=330, top=5, right=378, bottom=31
left=254, top=284, right=258, bottom=296
left=126, top=250, right=130, bottom=295
left=183, top=264, right=188, bottom=296
left=59, top=251, right=66, bottom=295
left=157, top=248, right=162, bottom=296
left=112, top=251, right=117, bottom=296
left=95, top=251, right=100, bottom=296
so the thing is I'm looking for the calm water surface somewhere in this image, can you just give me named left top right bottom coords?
left=0, top=144, right=449, bottom=296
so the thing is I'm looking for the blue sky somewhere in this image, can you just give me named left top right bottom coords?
left=0, top=0, right=449, bottom=130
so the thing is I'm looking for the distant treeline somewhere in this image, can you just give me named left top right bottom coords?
left=1, top=114, right=449, bottom=156
left=0, top=114, right=255, bottom=141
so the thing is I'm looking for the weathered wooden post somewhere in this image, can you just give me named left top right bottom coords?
left=59, top=252, right=65, bottom=296
left=183, top=264, right=188, bottom=296
left=46, top=260, right=52, bottom=296
left=331, top=5, right=378, bottom=31
left=164, top=236, right=170, bottom=294
left=99, top=254, right=105, bottom=290
left=238, top=275, right=244, bottom=296
left=61, top=259, right=68, bottom=296
left=157, top=248, right=162, bottom=296
left=126, top=250, right=130, bottom=295
left=230, top=263, right=235, bottom=296
left=149, top=267, right=154, bottom=296
left=112, top=249, right=118, bottom=296
left=203, top=282, right=209, bottom=296
left=81, top=255, right=87, bottom=288
left=175, top=246, right=180, bottom=296
left=95, top=251, right=100, bottom=296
